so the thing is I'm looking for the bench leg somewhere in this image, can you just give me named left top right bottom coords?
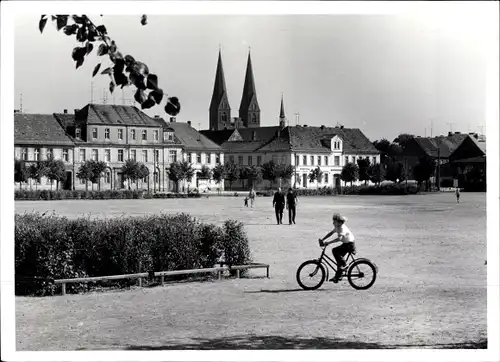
left=138, top=278, right=142, bottom=287
left=236, top=270, right=240, bottom=279
left=61, top=283, right=66, bottom=295
left=266, top=266, right=269, bottom=278
left=160, top=275, right=164, bottom=286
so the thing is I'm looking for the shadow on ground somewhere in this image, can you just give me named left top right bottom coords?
left=244, top=288, right=329, bottom=294
left=124, top=335, right=487, bottom=350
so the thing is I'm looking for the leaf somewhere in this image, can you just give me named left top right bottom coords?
left=146, top=74, right=158, bottom=90
left=130, top=71, right=146, bottom=90
left=101, top=67, right=112, bottom=75
left=92, top=63, right=101, bottom=77
left=141, top=97, right=155, bottom=110
left=39, top=18, right=48, bottom=33
left=141, top=14, right=148, bottom=26
left=72, top=15, right=86, bottom=24
left=56, top=15, right=68, bottom=31
left=76, top=57, right=84, bottom=69
left=97, top=43, right=108, bottom=56
left=114, top=72, right=128, bottom=88
left=150, top=89, right=163, bottom=104
left=124, top=55, right=135, bottom=66
left=134, top=89, right=147, bottom=104
left=109, top=81, right=115, bottom=94
left=63, top=24, right=78, bottom=36
left=165, top=97, right=181, bottom=116
left=71, top=47, right=86, bottom=61
left=86, top=42, right=94, bottom=55
left=76, top=25, right=88, bottom=42
left=96, top=25, right=107, bottom=34
left=113, top=58, right=125, bottom=74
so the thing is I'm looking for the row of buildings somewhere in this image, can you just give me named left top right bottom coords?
left=14, top=50, right=484, bottom=191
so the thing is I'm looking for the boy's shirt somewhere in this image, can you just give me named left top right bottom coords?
left=333, top=224, right=355, bottom=243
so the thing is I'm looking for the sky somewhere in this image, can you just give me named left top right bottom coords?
left=13, top=4, right=497, bottom=142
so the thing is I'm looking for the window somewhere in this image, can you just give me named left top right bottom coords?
left=75, top=128, right=81, bottom=139
left=334, top=156, right=340, bottom=166
left=303, top=156, right=307, bottom=165
left=79, top=149, right=86, bottom=162
left=153, top=130, right=159, bottom=141
left=206, top=153, right=210, bottom=164
left=248, top=156, right=252, bottom=166
left=324, top=174, right=329, bottom=184
left=345, top=156, right=349, bottom=165
left=92, top=128, right=98, bottom=139
left=118, top=129, right=123, bottom=140
left=92, top=149, right=98, bottom=161
left=118, top=149, right=124, bottom=162
left=155, top=150, right=160, bottom=163
left=222, top=112, right=227, bottom=123
left=187, top=153, right=192, bottom=163
left=216, top=153, right=221, bottom=164
left=352, top=156, right=356, bottom=163
left=142, top=150, right=148, bottom=163
left=196, top=153, right=201, bottom=164
left=46, top=148, right=53, bottom=160
left=229, top=155, right=234, bottom=163
left=142, top=130, right=147, bottom=140
left=34, top=148, right=40, bottom=161
left=256, top=156, right=261, bottom=165
left=295, top=155, right=299, bottom=165
left=251, top=114, right=257, bottom=123
left=372, top=157, right=377, bottom=164
left=169, top=150, right=177, bottom=163
left=131, top=150, right=136, bottom=161
left=105, top=171, right=111, bottom=184
left=154, top=172, right=159, bottom=183
left=324, top=156, right=328, bottom=166
left=168, top=132, right=174, bottom=141
left=238, top=156, right=243, bottom=165
left=131, top=129, right=136, bottom=140
left=63, top=149, right=69, bottom=162
left=21, top=148, right=27, bottom=160
left=105, top=128, right=110, bottom=139
left=310, top=156, right=314, bottom=165
left=317, top=156, right=321, bottom=166
left=46, top=178, right=52, bottom=185
left=105, top=149, right=111, bottom=162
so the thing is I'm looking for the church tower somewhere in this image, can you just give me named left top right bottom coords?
left=239, top=50, right=261, bottom=128
left=279, top=94, right=286, bottom=128
left=209, top=49, right=231, bottom=131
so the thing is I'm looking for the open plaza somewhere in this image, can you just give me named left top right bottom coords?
left=15, top=192, right=487, bottom=350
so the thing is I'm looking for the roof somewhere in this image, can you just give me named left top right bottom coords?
left=239, top=51, right=259, bottom=112
left=221, top=140, right=268, bottom=153
left=161, top=121, right=222, bottom=151
left=471, top=137, right=486, bottom=154
left=77, top=104, right=161, bottom=127
left=15, top=113, right=75, bottom=146
left=452, top=155, right=486, bottom=164
left=200, top=129, right=237, bottom=145
left=414, top=134, right=468, bottom=158
left=209, top=50, right=230, bottom=111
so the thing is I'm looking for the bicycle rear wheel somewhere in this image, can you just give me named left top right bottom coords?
left=347, top=259, right=377, bottom=290
left=296, top=260, right=326, bottom=290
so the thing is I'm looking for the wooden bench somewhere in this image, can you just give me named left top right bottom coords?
left=54, top=263, right=270, bottom=295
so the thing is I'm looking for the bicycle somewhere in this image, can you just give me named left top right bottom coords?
left=296, top=243, right=378, bottom=290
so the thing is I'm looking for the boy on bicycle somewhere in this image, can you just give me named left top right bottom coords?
left=318, top=213, right=356, bottom=283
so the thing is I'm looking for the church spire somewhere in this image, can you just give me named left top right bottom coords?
left=209, top=48, right=231, bottom=131
left=239, top=49, right=260, bottom=128
left=279, top=94, right=286, bottom=128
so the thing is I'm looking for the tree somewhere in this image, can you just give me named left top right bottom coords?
left=238, top=166, right=249, bottom=189
left=413, top=157, right=435, bottom=191
left=40, top=15, right=180, bottom=118
left=386, top=161, right=406, bottom=183
left=393, top=133, right=415, bottom=150
left=372, top=139, right=391, bottom=163
left=167, top=161, right=182, bottom=192
left=308, top=166, right=323, bottom=189
left=340, top=162, right=359, bottom=189
left=27, top=162, right=49, bottom=191
left=197, top=165, right=212, bottom=180
left=247, top=165, right=263, bottom=189
left=357, top=158, right=371, bottom=186
left=76, top=161, right=94, bottom=191
left=224, top=161, right=240, bottom=191
left=179, top=160, right=195, bottom=191
left=261, top=160, right=278, bottom=187
left=88, top=160, right=107, bottom=190
left=278, top=164, right=294, bottom=188
left=212, top=163, right=225, bottom=189
left=46, top=159, right=66, bottom=190
left=138, top=163, right=150, bottom=190
left=14, top=159, right=28, bottom=189
left=121, top=159, right=140, bottom=190
left=368, top=163, right=385, bottom=186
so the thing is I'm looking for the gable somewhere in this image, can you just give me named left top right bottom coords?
left=228, top=129, right=243, bottom=141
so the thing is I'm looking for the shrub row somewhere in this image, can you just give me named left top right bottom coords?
left=14, top=189, right=201, bottom=201
left=15, top=212, right=250, bottom=296
left=256, top=184, right=419, bottom=197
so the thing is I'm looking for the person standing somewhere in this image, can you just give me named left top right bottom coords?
left=286, top=188, right=298, bottom=224
left=248, top=187, right=256, bottom=208
left=455, top=187, right=460, bottom=203
left=272, top=187, right=285, bottom=224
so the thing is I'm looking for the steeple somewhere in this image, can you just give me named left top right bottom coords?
left=239, top=50, right=260, bottom=128
left=279, top=94, right=285, bottom=128
left=209, top=48, right=231, bottom=131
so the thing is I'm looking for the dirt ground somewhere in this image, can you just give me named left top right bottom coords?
left=15, top=192, right=487, bottom=350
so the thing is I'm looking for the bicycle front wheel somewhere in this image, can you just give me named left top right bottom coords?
left=347, top=259, right=377, bottom=290
left=296, top=260, right=326, bottom=290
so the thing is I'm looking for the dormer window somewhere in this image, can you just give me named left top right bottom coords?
left=163, top=131, right=174, bottom=142
left=75, top=128, right=81, bottom=139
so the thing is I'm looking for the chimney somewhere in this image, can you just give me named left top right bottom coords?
left=303, top=124, right=308, bottom=128
left=454, top=131, right=460, bottom=134
left=340, top=125, right=344, bottom=129
left=14, top=109, right=20, bottom=114
left=187, top=121, right=191, bottom=126
left=63, top=109, right=68, bottom=114
left=320, top=125, right=325, bottom=130
left=170, top=117, right=176, bottom=123
left=448, top=131, right=453, bottom=136
left=154, top=115, right=159, bottom=118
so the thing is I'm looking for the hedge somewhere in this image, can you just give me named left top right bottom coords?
left=256, top=184, right=419, bottom=197
left=14, top=189, right=201, bottom=201
left=15, top=212, right=251, bottom=296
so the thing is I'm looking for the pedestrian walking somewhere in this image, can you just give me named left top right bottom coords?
left=286, top=188, right=298, bottom=224
left=244, top=197, right=249, bottom=207
left=272, top=187, right=285, bottom=224
left=455, top=188, right=460, bottom=203
left=248, top=187, right=256, bottom=208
